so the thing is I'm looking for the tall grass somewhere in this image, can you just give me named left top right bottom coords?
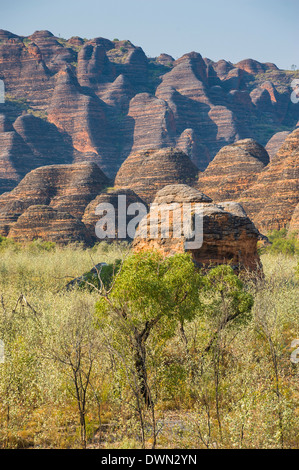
left=0, top=243, right=297, bottom=449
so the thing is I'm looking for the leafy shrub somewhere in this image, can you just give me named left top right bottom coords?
left=77, top=259, right=122, bottom=291
left=0, top=236, right=20, bottom=251
left=28, top=239, right=56, bottom=253
left=263, top=229, right=299, bottom=256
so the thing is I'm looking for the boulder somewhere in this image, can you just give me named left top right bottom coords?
left=133, top=184, right=261, bottom=271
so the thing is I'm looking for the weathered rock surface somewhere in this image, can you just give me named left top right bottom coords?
left=77, top=43, right=115, bottom=90
left=265, top=131, right=290, bottom=159
left=82, top=188, right=146, bottom=241
left=289, top=203, right=299, bottom=236
left=176, top=128, right=211, bottom=168
left=122, top=92, right=176, bottom=156
left=235, top=59, right=268, bottom=75
left=0, top=31, right=54, bottom=108
left=238, top=128, right=299, bottom=233
left=0, top=162, right=109, bottom=237
left=99, top=74, right=135, bottom=113
left=133, top=184, right=261, bottom=271
left=152, top=184, right=212, bottom=205
left=0, top=29, right=297, bottom=180
left=13, top=113, right=74, bottom=166
left=28, top=30, right=76, bottom=73
left=0, top=112, right=78, bottom=194
left=0, top=114, right=35, bottom=192
left=114, top=148, right=199, bottom=203
left=0, top=28, right=298, bottom=237
left=197, top=138, right=270, bottom=201
left=8, top=205, right=91, bottom=245
left=47, top=67, right=120, bottom=177
left=154, top=52, right=227, bottom=166
left=250, top=86, right=273, bottom=114
left=156, top=54, right=175, bottom=67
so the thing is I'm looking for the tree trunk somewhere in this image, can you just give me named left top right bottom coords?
left=134, top=332, right=153, bottom=408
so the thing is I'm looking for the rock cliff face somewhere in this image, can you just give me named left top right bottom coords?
left=265, top=131, right=290, bottom=160
left=47, top=67, right=120, bottom=177
left=0, top=111, right=77, bottom=193
left=114, top=147, right=199, bottom=203
left=0, top=28, right=297, bottom=185
left=197, top=138, right=270, bottom=201
left=133, top=184, right=261, bottom=271
left=238, top=128, right=299, bottom=233
left=0, top=28, right=298, bottom=242
left=122, top=93, right=176, bottom=156
left=194, top=131, right=298, bottom=234
left=0, top=162, right=109, bottom=238
left=0, top=115, right=34, bottom=192
left=13, top=113, right=74, bottom=167
left=0, top=30, right=54, bottom=108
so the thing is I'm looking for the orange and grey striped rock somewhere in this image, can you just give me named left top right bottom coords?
left=82, top=188, right=146, bottom=241
left=47, top=67, right=119, bottom=177
left=133, top=184, right=261, bottom=272
left=0, top=31, right=54, bottom=109
left=0, top=114, right=35, bottom=193
left=238, top=128, right=299, bottom=233
left=0, top=112, right=76, bottom=194
left=8, top=205, right=92, bottom=245
left=114, top=147, right=199, bottom=204
left=265, top=131, right=290, bottom=160
left=121, top=92, right=176, bottom=157
left=196, top=138, right=269, bottom=201
left=0, top=28, right=298, bottom=237
left=0, top=162, right=109, bottom=237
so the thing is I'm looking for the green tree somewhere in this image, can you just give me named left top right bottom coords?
left=193, top=265, right=254, bottom=442
left=96, top=251, right=203, bottom=406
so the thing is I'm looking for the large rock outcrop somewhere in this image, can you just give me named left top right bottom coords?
left=8, top=205, right=91, bottom=245
left=0, top=28, right=298, bottom=233
left=238, top=128, right=299, bottom=233
left=0, top=112, right=76, bottom=194
left=121, top=93, right=176, bottom=156
left=13, top=113, right=74, bottom=167
left=0, top=162, right=109, bottom=237
left=82, top=188, right=146, bottom=241
left=0, top=114, right=35, bottom=192
left=114, top=147, right=199, bottom=203
left=197, top=138, right=270, bottom=201
left=133, top=184, right=261, bottom=271
left=0, top=31, right=54, bottom=108
left=47, top=67, right=120, bottom=177
left=265, top=131, right=290, bottom=160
